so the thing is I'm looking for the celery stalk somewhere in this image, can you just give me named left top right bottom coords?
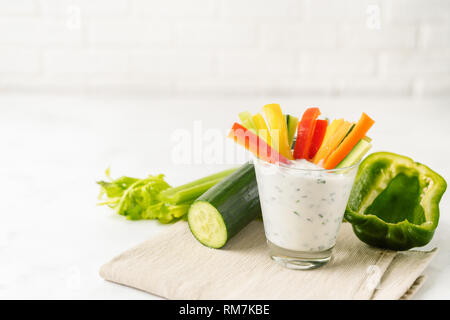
left=157, top=168, right=238, bottom=204
left=238, top=111, right=257, bottom=131
left=241, top=119, right=257, bottom=133
left=98, top=167, right=237, bottom=223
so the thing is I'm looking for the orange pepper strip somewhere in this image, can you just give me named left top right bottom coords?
left=312, top=119, right=344, bottom=164
left=323, top=113, right=375, bottom=169
left=319, top=121, right=353, bottom=164
left=228, top=123, right=291, bottom=164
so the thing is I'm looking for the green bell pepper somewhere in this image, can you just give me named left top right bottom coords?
left=345, top=152, right=447, bottom=251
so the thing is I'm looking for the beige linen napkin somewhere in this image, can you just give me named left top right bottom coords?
left=100, top=221, right=437, bottom=300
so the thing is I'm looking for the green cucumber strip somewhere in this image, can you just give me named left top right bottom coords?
left=188, top=162, right=260, bottom=249
left=336, top=138, right=372, bottom=169
left=285, top=114, right=299, bottom=148
left=239, top=111, right=257, bottom=131
left=158, top=168, right=237, bottom=204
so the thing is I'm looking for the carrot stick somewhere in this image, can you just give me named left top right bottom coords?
left=323, top=113, right=375, bottom=169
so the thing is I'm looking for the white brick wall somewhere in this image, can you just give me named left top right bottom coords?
left=41, top=0, right=130, bottom=16
left=387, top=0, right=450, bottom=22
left=0, top=0, right=449, bottom=97
left=88, top=20, right=173, bottom=46
left=176, top=22, right=256, bottom=48
left=301, top=52, right=376, bottom=76
left=0, top=48, right=40, bottom=74
left=132, top=0, right=215, bottom=18
left=130, top=50, right=214, bottom=76
left=304, top=0, right=375, bottom=22
left=0, top=0, right=37, bottom=15
left=219, top=50, right=296, bottom=76
left=221, top=0, right=299, bottom=18
left=44, top=50, right=129, bottom=74
left=261, top=23, right=338, bottom=49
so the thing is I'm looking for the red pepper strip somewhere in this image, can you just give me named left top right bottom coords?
left=308, top=119, right=328, bottom=160
left=293, top=107, right=321, bottom=159
left=228, top=123, right=290, bottom=164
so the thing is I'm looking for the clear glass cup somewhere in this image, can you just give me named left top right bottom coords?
left=253, top=157, right=359, bottom=270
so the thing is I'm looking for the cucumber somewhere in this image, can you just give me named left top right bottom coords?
left=285, top=114, right=299, bottom=148
left=187, top=162, right=260, bottom=248
left=336, top=137, right=372, bottom=169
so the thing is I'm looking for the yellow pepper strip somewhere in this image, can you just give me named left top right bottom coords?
left=313, top=119, right=344, bottom=164
left=262, top=104, right=294, bottom=160
left=252, top=113, right=272, bottom=145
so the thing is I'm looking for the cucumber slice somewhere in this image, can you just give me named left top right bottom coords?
left=188, top=202, right=228, bottom=248
left=336, top=138, right=372, bottom=169
left=188, top=162, right=260, bottom=248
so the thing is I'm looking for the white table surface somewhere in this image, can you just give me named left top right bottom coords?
left=0, top=93, right=449, bottom=300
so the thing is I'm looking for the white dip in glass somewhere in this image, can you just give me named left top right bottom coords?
left=254, top=158, right=359, bottom=270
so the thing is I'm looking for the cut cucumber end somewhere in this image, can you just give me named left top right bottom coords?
left=188, top=201, right=228, bottom=249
